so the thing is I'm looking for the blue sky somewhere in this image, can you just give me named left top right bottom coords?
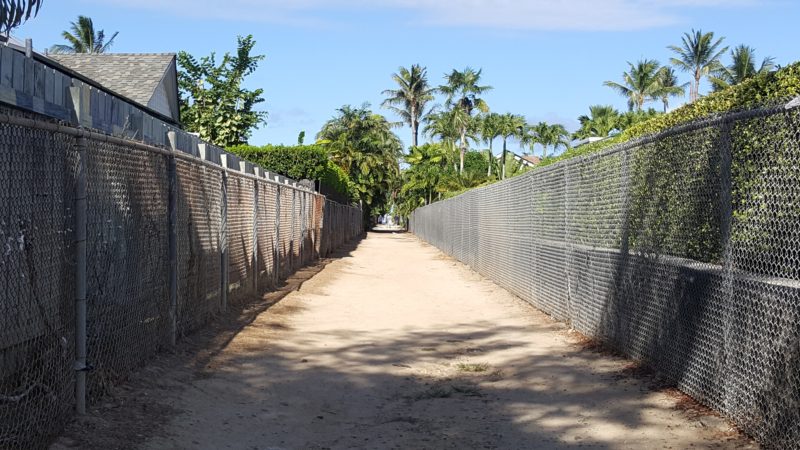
left=15, top=0, right=800, bottom=154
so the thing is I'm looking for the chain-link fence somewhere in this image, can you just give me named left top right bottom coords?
left=410, top=99, right=800, bottom=449
left=0, top=106, right=363, bottom=449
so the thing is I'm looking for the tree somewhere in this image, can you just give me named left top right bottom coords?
left=657, top=67, right=688, bottom=112
left=604, top=59, right=664, bottom=111
left=709, top=45, right=775, bottom=91
left=424, top=109, right=474, bottom=172
left=403, top=143, right=448, bottom=205
left=178, top=35, right=267, bottom=147
left=438, top=67, right=492, bottom=173
left=49, top=16, right=118, bottom=54
left=669, top=29, right=728, bottom=102
left=573, top=105, right=620, bottom=139
left=617, top=108, right=661, bottom=132
left=1, top=0, right=43, bottom=36
left=479, top=113, right=502, bottom=177
left=317, top=104, right=402, bottom=209
left=381, top=64, right=435, bottom=149
left=497, top=113, right=526, bottom=179
left=529, top=122, right=570, bottom=159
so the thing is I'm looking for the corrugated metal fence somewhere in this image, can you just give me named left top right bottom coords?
left=0, top=106, right=363, bottom=449
left=411, top=99, right=800, bottom=449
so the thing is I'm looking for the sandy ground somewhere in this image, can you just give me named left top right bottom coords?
left=52, top=232, right=756, bottom=450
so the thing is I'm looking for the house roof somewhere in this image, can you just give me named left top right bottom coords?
left=47, top=53, right=176, bottom=112
left=520, top=155, right=541, bottom=166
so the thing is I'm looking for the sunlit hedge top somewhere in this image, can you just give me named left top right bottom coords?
left=544, top=61, right=800, bottom=166
left=227, top=144, right=357, bottom=202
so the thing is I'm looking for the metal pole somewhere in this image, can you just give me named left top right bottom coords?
left=166, top=131, right=178, bottom=346
left=290, top=188, right=296, bottom=271
left=220, top=170, right=229, bottom=313
left=274, top=184, right=281, bottom=283
left=74, top=136, right=88, bottom=415
left=252, top=180, right=259, bottom=293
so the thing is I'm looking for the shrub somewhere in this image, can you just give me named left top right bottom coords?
left=227, top=144, right=357, bottom=202
left=542, top=62, right=800, bottom=167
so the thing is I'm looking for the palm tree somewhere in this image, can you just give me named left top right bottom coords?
left=529, top=122, right=570, bottom=159
left=438, top=67, right=492, bottom=174
left=573, top=105, right=620, bottom=139
left=668, top=29, right=728, bottom=102
left=480, top=113, right=502, bottom=177
left=657, top=67, right=688, bottom=112
left=1, top=0, right=44, bottom=35
left=423, top=109, right=470, bottom=172
left=709, top=45, right=775, bottom=91
left=497, top=113, right=526, bottom=179
left=317, top=104, right=402, bottom=207
left=604, top=59, right=664, bottom=111
left=381, top=64, right=435, bottom=149
left=49, top=16, right=119, bottom=54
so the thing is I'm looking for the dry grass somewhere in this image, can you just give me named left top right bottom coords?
left=456, top=362, right=490, bottom=373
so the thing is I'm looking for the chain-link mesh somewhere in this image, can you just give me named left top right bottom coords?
left=85, top=140, right=170, bottom=402
left=410, top=101, right=800, bottom=449
left=257, top=181, right=279, bottom=289
left=0, top=108, right=363, bottom=447
left=0, top=110, right=77, bottom=450
left=176, top=160, right=223, bottom=336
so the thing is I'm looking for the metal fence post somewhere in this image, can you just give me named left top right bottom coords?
left=74, top=136, right=88, bottom=415
left=252, top=173, right=259, bottom=294
left=274, top=180, right=281, bottom=283
left=290, top=186, right=296, bottom=271
left=166, top=131, right=178, bottom=346
left=220, top=155, right=230, bottom=313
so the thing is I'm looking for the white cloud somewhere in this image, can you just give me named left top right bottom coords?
left=90, top=0, right=757, bottom=31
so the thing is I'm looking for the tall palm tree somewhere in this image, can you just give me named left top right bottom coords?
left=1, top=0, right=44, bottom=35
left=604, top=59, right=664, bottom=111
left=438, top=67, right=492, bottom=174
left=709, top=45, right=775, bottom=92
left=381, top=64, right=435, bottom=149
left=49, top=16, right=119, bottom=54
left=573, top=105, right=620, bottom=139
left=657, top=67, right=688, bottom=112
left=497, top=113, right=526, bottom=180
left=668, top=29, right=728, bottom=102
left=480, top=113, right=502, bottom=177
left=529, top=122, right=570, bottom=159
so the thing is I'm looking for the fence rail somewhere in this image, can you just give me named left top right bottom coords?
left=0, top=106, right=363, bottom=449
left=411, top=99, right=800, bottom=449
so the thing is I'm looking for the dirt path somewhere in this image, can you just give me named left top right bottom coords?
left=54, top=232, right=756, bottom=450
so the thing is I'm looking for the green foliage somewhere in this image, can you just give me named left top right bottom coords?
left=228, top=144, right=327, bottom=179
left=544, top=62, right=800, bottom=167
left=50, top=15, right=118, bottom=54
left=317, top=104, right=402, bottom=209
left=381, top=64, right=435, bottom=147
left=178, top=35, right=267, bottom=147
left=228, top=144, right=357, bottom=202
left=709, top=44, right=775, bottom=92
left=1, top=0, right=43, bottom=35
left=669, top=29, right=728, bottom=102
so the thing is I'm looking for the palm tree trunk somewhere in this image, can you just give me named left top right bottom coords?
left=487, top=140, right=493, bottom=177
left=501, top=137, right=507, bottom=180
left=411, top=106, right=418, bottom=148
left=459, top=128, right=466, bottom=174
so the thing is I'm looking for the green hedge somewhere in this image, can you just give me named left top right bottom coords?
left=543, top=62, right=800, bottom=166
left=227, top=144, right=357, bottom=202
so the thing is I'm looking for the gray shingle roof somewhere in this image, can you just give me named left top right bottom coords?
left=47, top=53, right=176, bottom=108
